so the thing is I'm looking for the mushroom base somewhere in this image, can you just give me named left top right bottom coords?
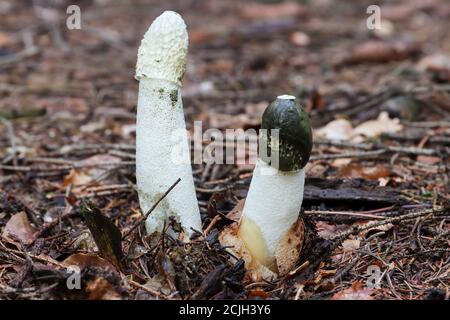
left=219, top=214, right=305, bottom=281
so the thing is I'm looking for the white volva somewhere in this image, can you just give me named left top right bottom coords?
left=135, top=11, right=202, bottom=236
left=241, top=159, right=305, bottom=261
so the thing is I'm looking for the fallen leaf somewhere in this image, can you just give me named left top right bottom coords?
left=63, top=169, right=92, bottom=186
left=226, top=199, right=245, bottom=222
left=62, top=253, right=117, bottom=271
left=2, top=212, right=36, bottom=244
left=353, top=112, right=403, bottom=138
left=342, top=239, right=361, bottom=251
left=62, top=254, right=121, bottom=300
left=248, top=289, right=269, bottom=299
left=331, top=158, right=352, bottom=168
left=315, top=221, right=347, bottom=240
left=305, top=162, right=327, bottom=177
left=63, top=154, right=121, bottom=189
left=339, top=163, right=391, bottom=180
left=71, top=231, right=98, bottom=252
left=315, top=118, right=353, bottom=141
left=332, top=281, right=374, bottom=300
left=81, top=202, right=123, bottom=271
left=0, top=32, right=11, bottom=47
left=86, top=277, right=121, bottom=300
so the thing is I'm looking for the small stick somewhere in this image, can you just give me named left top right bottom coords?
left=0, top=46, right=39, bottom=67
left=331, top=208, right=448, bottom=241
left=405, top=121, right=450, bottom=128
left=0, top=117, right=18, bottom=167
left=196, top=186, right=231, bottom=193
left=314, top=139, right=437, bottom=156
left=305, top=210, right=385, bottom=220
left=203, top=215, right=222, bottom=236
left=128, top=279, right=168, bottom=299
left=122, top=178, right=181, bottom=240
left=0, top=108, right=46, bottom=119
left=305, top=205, right=395, bottom=220
left=310, top=149, right=387, bottom=160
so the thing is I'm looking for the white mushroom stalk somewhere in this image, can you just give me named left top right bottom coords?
left=135, top=11, right=202, bottom=237
left=236, top=95, right=313, bottom=275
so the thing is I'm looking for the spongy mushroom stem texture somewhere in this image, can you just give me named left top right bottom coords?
left=241, top=160, right=306, bottom=262
left=135, top=11, right=202, bottom=236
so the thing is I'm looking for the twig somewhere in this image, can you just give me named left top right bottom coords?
left=204, top=215, right=222, bottom=236
left=32, top=209, right=78, bottom=241
left=305, top=210, right=385, bottom=220
left=0, top=116, right=17, bottom=166
left=381, top=132, right=450, bottom=145
left=128, top=279, right=168, bottom=299
left=331, top=207, right=448, bottom=241
left=0, top=46, right=39, bottom=67
left=0, top=108, right=46, bottom=119
left=405, top=121, right=450, bottom=128
left=0, top=237, right=66, bottom=268
left=196, top=186, right=231, bottom=193
left=122, top=178, right=181, bottom=240
left=310, top=149, right=387, bottom=160
left=314, top=139, right=438, bottom=157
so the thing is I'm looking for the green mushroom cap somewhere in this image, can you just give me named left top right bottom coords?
left=259, top=95, right=313, bottom=171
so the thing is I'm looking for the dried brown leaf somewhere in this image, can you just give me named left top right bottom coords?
left=332, top=281, right=374, bottom=300
left=2, top=212, right=36, bottom=244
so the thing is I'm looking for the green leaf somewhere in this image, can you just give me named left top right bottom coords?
left=80, top=201, right=123, bottom=271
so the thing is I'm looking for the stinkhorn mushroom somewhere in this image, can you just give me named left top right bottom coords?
left=135, top=11, right=202, bottom=237
left=220, top=95, right=313, bottom=279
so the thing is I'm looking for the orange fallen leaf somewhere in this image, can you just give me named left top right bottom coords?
left=339, top=163, right=391, bottom=180
left=86, top=277, right=121, bottom=300
left=0, top=32, right=11, bottom=47
left=248, top=289, right=269, bottom=299
left=63, top=253, right=121, bottom=300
